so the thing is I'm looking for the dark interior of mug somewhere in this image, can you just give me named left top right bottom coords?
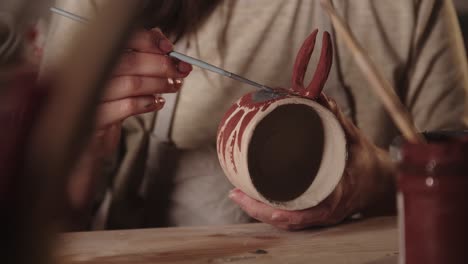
left=248, top=104, right=324, bottom=202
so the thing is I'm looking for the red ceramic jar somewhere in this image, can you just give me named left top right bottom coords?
left=397, top=132, right=468, bottom=264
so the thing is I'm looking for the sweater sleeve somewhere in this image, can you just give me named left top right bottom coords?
left=406, top=0, right=468, bottom=131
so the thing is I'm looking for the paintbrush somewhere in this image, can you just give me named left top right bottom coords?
left=49, top=7, right=274, bottom=92
left=319, top=0, right=425, bottom=144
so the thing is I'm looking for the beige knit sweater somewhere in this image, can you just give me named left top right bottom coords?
left=41, top=0, right=468, bottom=229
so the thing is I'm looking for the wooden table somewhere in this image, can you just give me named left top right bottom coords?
left=57, top=217, right=398, bottom=264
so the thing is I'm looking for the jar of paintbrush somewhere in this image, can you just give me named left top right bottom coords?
left=319, top=1, right=468, bottom=262
left=391, top=131, right=468, bottom=264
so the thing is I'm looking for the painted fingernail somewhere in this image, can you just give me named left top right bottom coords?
left=155, top=96, right=165, bottom=109
left=167, top=78, right=184, bottom=91
left=174, top=78, right=184, bottom=85
left=158, top=38, right=173, bottom=53
left=228, top=190, right=236, bottom=198
left=271, top=213, right=289, bottom=222
left=228, top=189, right=241, bottom=200
left=174, top=78, right=184, bottom=90
left=177, top=61, right=193, bottom=74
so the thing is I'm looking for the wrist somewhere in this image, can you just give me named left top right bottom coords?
left=361, top=147, right=397, bottom=216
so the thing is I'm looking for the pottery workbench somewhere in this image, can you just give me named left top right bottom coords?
left=57, top=216, right=398, bottom=264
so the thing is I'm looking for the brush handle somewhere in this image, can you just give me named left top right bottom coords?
left=168, top=51, right=272, bottom=91
left=50, top=7, right=89, bottom=24
left=168, top=51, right=227, bottom=76
left=320, top=0, right=424, bottom=144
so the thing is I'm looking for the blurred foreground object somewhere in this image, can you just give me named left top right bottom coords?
left=0, top=11, right=21, bottom=63
left=1, top=1, right=51, bottom=263
left=1, top=68, right=50, bottom=264
left=0, top=0, right=49, bottom=64
left=1, top=0, right=146, bottom=263
left=454, top=0, right=468, bottom=13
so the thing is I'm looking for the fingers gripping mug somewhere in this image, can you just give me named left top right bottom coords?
left=217, top=30, right=347, bottom=210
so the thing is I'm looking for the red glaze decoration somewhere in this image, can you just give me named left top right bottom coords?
left=237, top=109, right=260, bottom=151
left=219, top=109, right=245, bottom=162
left=218, top=92, right=287, bottom=172
left=292, top=30, right=333, bottom=99
left=217, top=30, right=336, bottom=205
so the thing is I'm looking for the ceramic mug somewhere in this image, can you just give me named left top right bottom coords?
left=216, top=30, right=347, bottom=210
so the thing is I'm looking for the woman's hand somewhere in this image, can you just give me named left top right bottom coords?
left=90, top=28, right=192, bottom=157
left=229, top=94, right=396, bottom=231
left=67, top=28, right=192, bottom=220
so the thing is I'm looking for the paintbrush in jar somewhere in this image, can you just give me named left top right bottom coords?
left=319, top=0, right=425, bottom=144
left=49, top=7, right=275, bottom=92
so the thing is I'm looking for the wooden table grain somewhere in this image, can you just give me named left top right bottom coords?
left=56, top=217, right=398, bottom=264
